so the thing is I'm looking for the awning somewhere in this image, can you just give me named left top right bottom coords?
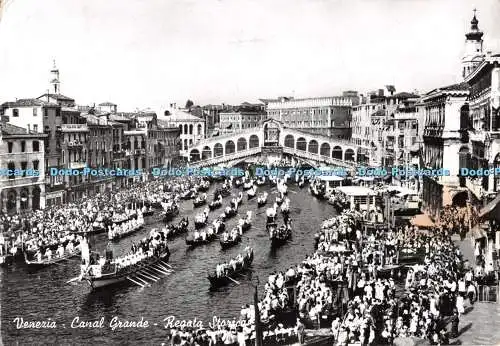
left=410, top=214, right=434, bottom=228
left=479, top=193, right=500, bottom=218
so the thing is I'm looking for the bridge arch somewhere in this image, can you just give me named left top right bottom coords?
left=296, top=137, right=307, bottom=151
left=190, top=149, right=200, bottom=162
left=249, top=135, right=259, bottom=148
left=202, top=146, right=211, bottom=160
left=214, top=143, right=223, bottom=157
left=344, top=148, right=355, bottom=161
left=332, top=146, right=343, bottom=160
left=284, top=134, right=294, bottom=148
left=320, top=143, right=330, bottom=156
left=308, top=139, right=319, bottom=154
left=237, top=137, right=247, bottom=151
left=225, top=140, right=236, bottom=154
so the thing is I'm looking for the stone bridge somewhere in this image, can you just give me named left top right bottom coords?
left=185, top=119, right=366, bottom=167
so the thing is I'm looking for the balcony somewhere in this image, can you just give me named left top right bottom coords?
left=58, top=124, right=89, bottom=132
left=66, top=141, right=85, bottom=148
left=69, top=161, right=86, bottom=169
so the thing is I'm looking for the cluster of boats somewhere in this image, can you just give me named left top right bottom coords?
left=208, top=247, right=254, bottom=289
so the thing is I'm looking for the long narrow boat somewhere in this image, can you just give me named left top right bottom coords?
left=185, top=232, right=217, bottom=248
left=208, top=198, right=222, bottom=210
left=268, top=223, right=292, bottom=248
left=108, top=223, right=144, bottom=241
left=257, top=192, right=268, bottom=207
left=0, top=254, right=14, bottom=267
left=82, top=249, right=171, bottom=289
left=162, top=218, right=189, bottom=239
left=193, top=194, right=207, bottom=208
left=220, top=232, right=242, bottom=250
left=207, top=249, right=254, bottom=289
left=162, top=204, right=179, bottom=222
left=24, top=248, right=81, bottom=270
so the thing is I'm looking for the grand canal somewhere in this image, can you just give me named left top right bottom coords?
left=1, top=182, right=336, bottom=345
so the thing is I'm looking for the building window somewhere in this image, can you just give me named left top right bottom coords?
left=8, top=162, right=15, bottom=179
left=8, top=142, right=13, bottom=153
left=13, top=109, right=19, bottom=117
left=33, top=124, right=38, bottom=133
left=21, top=161, right=27, bottom=176
left=33, top=140, right=40, bottom=152
left=21, top=141, right=26, bottom=152
left=33, top=160, right=39, bottom=171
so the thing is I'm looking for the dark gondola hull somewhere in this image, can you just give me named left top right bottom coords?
left=185, top=234, right=217, bottom=248
left=207, top=253, right=253, bottom=288
left=0, top=255, right=14, bottom=267
left=85, top=251, right=170, bottom=290
left=270, top=235, right=291, bottom=248
left=266, top=216, right=276, bottom=224
left=208, top=202, right=222, bottom=210
left=24, top=250, right=81, bottom=270
left=163, top=208, right=179, bottom=222
left=142, top=210, right=154, bottom=217
left=110, top=226, right=144, bottom=241
left=194, top=221, right=207, bottom=229
left=220, top=237, right=241, bottom=250
left=247, top=193, right=256, bottom=200
left=257, top=199, right=267, bottom=207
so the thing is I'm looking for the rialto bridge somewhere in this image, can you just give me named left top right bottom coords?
left=184, top=119, right=368, bottom=168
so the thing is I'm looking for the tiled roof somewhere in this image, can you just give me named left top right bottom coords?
left=164, top=110, right=203, bottom=122
left=38, top=93, right=75, bottom=101
left=440, top=82, right=470, bottom=91
left=99, top=102, right=116, bottom=106
left=387, top=92, right=420, bottom=99
left=1, top=98, right=57, bottom=108
left=1, top=122, right=28, bottom=135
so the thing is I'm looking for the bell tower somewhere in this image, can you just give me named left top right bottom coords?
left=462, top=9, right=484, bottom=78
left=50, top=60, right=60, bottom=94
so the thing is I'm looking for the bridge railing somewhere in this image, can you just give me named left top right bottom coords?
left=190, top=147, right=262, bottom=167
left=282, top=147, right=356, bottom=168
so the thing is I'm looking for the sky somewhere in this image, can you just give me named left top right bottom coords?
left=0, top=0, right=500, bottom=111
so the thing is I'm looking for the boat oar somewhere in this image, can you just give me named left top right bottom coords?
left=137, top=271, right=158, bottom=282
left=227, top=276, right=240, bottom=285
left=142, top=267, right=163, bottom=278
left=159, top=261, right=173, bottom=269
left=133, top=275, right=150, bottom=286
left=154, top=263, right=173, bottom=273
left=127, top=276, right=145, bottom=287
left=66, top=276, right=81, bottom=284
left=149, top=266, right=170, bottom=275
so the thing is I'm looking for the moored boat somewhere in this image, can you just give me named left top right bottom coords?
left=24, top=243, right=81, bottom=270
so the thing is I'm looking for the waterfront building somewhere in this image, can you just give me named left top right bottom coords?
left=0, top=122, right=47, bottom=213
left=418, top=83, right=470, bottom=221
left=351, top=89, right=387, bottom=166
left=162, top=107, right=204, bottom=156
left=384, top=92, right=420, bottom=188
left=219, top=103, right=266, bottom=134
left=265, top=96, right=352, bottom=139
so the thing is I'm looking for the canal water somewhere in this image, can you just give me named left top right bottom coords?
left=1, top=183, right=336, bottom=345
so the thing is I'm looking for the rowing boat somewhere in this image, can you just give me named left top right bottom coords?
left=207, top=250, right=254, bottom=288
left=24, top=249, right=81, bottom=270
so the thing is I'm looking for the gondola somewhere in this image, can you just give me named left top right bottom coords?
left=234, top=179, right=243, bottom=188
left=163, top=218, right=189, bottom=239
left=247, top=187, right=257, bottom=200
left=275, top=194, right=284, bottom=205
left=24, top=248, right=81, bottom=270
left=207, top=250, right=254, bottom=289
left=181, top=189, right=196, bottom=200
left=216, top=186, right=231, bottom=198
left=209, top=198, right=223, bottom=210
left=221, top=206, right=237, bottom=220
left=194, top=211, right=209, bottom=229
left=162, top=204, right=179, bottom=222
left=185, top=232, right=217, bottom=248
left=142, top=209, right=154, bottom=217
left=82, top=248, right=171, bottom=289
left=243, top=180, right=254, bottom=190
left=257, top=192, right=268, bottom=207
left=267, top=222, right=292, bottom=248
left=0, top=254, right=14, bottom=267
left=193, top=194, right=207, bottom=208
left=310, top=183, right=326, bottom=199
left=219, top=232, right=242, bottom=250
left=109, top=223, right=144, bottom=241
left=24, top=238, right=77, bottom=258
left=281, top=204, right=290, bottom=215
left=197, top=180, right=210, bottom=192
